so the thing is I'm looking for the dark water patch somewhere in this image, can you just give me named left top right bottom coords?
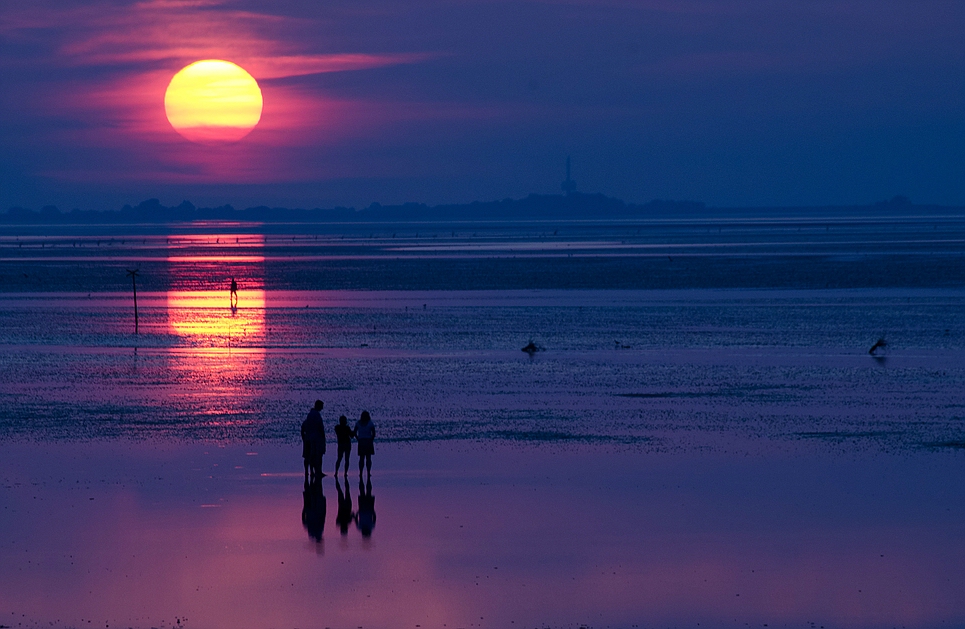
left=923, top=440, right=965, bottom=450
left=794, top=430, right=904, bottom=440
left=481, top=430, right=646, bottom=444
left=3, top=253, right=965, bottom=292
left=619, top=384, right=818, bottom=400
left=618, top=392, right=711, bottom=399
left=387, top=431, right=647, bottom=445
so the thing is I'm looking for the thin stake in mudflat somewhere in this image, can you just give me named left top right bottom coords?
left=126, top=269, right=140, bottom=334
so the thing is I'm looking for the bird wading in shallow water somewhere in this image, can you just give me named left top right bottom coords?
left=522, top=340, right=544, bottom=355
left=869, top=338, right=887, bottom=355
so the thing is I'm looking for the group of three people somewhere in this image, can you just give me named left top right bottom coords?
left=301, top=400, right=376, bottom=481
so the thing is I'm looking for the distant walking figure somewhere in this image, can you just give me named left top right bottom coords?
left=301, top=400, right=326, bottom=482
left=229, top=277, right=238, bottom=308
left=354, top=410, right=376, bottom=477
left=333, top=414, right=353, bottom=476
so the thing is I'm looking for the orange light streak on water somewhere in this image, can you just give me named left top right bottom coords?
left=164, top=234, right=268, bottom=418
left=166, top=290, right=266, bottom=347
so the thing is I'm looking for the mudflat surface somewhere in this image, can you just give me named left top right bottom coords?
left=0, top=288, right=963, bottom=452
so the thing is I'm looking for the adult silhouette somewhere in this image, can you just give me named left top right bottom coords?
left=301, top=400, right=326, bottom=482
left=229, top=277, right=238, bottom=308
left=355, top=477, right=376, bottom=538
left=354, top=410, right=376, bottom=477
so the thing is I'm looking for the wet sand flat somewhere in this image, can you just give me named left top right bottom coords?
left=1, top=441, right=964, bottom=629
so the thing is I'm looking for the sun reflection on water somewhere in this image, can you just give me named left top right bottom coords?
left=166, top=290, right=266, bottom=348
left=163, top=233, right=268, bottom=423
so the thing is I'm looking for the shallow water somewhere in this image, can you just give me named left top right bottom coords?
left=1, top=441, right=964, bottom=629
left=2, top=214, right=964, bottom=292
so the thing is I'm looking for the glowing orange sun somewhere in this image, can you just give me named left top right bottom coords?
left=164, top=60, right=263, bottom=144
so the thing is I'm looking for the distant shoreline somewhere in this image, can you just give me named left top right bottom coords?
left=4, top=193, right=961, bottom=225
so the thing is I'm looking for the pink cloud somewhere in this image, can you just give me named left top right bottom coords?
left=247, top=53, right=439, bottom=80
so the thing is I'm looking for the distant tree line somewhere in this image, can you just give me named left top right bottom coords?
left=1, top=193, right=954, bottom=224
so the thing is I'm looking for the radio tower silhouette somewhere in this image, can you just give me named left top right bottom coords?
left=561, top=156, right=577, bottom=196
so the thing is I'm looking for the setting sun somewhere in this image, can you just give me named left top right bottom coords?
left=164, top=60, right=263, bottom=144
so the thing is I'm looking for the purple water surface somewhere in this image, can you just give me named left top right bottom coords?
left=1, top=441, right=963, bottom=629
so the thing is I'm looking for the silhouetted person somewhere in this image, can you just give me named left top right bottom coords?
left=302, top=478, right=327, bottom=544
left=301, top=400, right=326, bottom=482
left=229, top=277, right=238, bottom=308
left=335, top=476, right=354, bottom=535
left=355, top=477, right=376, bottom=538
left=333, top=414, right=353, bottom=476
left=354, top=410, right=376, bottom=477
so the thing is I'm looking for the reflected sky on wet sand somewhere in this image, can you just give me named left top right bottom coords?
left=0, top=442, right=963, bottom=629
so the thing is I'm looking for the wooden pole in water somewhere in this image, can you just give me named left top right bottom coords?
left=126, top=269, right=140, bottom=334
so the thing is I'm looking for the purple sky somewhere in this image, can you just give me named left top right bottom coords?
left=1, top=0, right=963, bottom=210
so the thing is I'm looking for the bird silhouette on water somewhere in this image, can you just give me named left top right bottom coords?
left=522, top=340, right=544, bottom=355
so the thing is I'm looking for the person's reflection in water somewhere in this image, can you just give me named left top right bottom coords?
left=355, top=477, right=376, bottom=538
left=335, top=476, right=354, bottom=536
left=302, top=478, right=327, bottom=549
